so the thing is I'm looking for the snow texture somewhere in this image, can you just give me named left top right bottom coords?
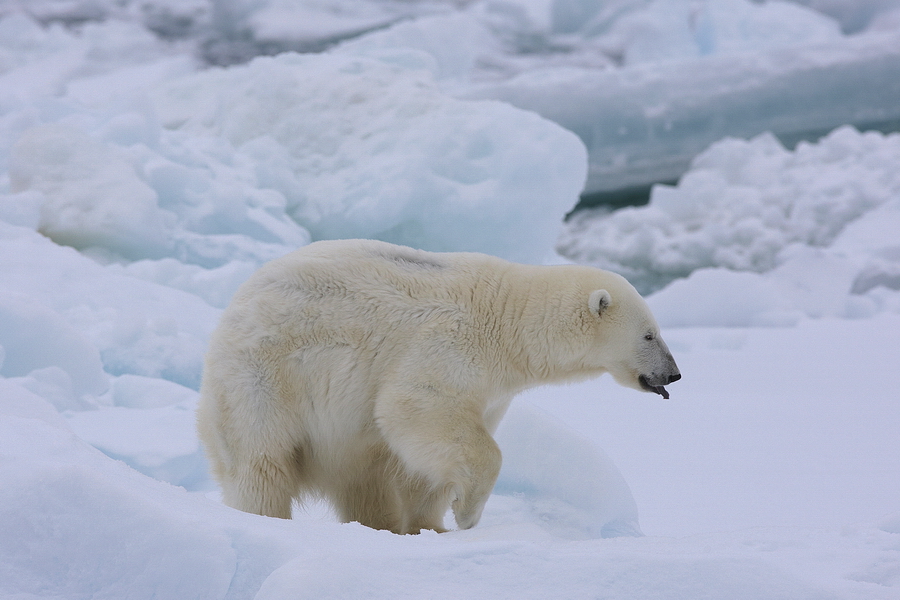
left=463, top=25, right=900, bottom=194
left=327, top=0, right=900, bottom=194
left=0, top=0, right=899, bottom=598
left=559, top=126, right=900, bottom=310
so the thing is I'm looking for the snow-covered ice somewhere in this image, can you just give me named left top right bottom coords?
left=148, top=50, right=586, bottom=262
left=6, top=0, right=900, bottom=196
left=559, top=126, right=900, bottom=308
left=1, top=0, right=899, bottom=598
left=326, top=0, right=900, bottom=196
left=1, top=18, right=586, bottom=264
left=462, top=25, right=900, bottom=196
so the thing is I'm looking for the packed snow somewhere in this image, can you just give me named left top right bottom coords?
left=559, top=126, right=900, bottom=308
left=1, top=0, right=899, bottom=598
left=332, top=0, right=900, bottom=196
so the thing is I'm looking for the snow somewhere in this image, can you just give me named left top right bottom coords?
left=1, top=14, right=586, bottom=264
left=525, top=315, right=900, bottom=538
left=4, top=374, right=900, bottom=599
left=559, top=127, right=900, bottom=295
left=0, top=0, right=899, bottom=598
left=147, top=51, right=586, bottom=261
left=325, top=0, right=900, bottom=196
left=462, top=27, right=900, bottom=195
left=581, top=0, right=843, bottom=64
left=559, top=126, right=900, bottom=329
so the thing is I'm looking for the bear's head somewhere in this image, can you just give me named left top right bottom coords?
left=585, top=281, right=681, bottom=399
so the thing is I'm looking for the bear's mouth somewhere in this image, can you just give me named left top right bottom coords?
left=639, top=375, right=670, bottom=399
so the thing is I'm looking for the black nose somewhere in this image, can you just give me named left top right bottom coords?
left=668, top=373, right=681, bottom=383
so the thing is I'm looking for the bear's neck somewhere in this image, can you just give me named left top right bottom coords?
left=484, top=264, right=598, bottom=390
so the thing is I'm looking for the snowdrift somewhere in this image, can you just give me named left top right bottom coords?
left=0, top=1, right=899, bottom=598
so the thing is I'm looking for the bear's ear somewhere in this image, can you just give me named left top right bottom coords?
left=589, top=289, right=612, bottom=316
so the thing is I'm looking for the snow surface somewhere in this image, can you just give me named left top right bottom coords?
left=7, top=0, right=900, bottom=196
left=329, top=0, right=900, bottom=195
left=559, top=126, right=900, bottom=309
left=462, top=25, right=900, bottom=195
left=0, top=15, right=585, bottom=264
left=1, top=0, right=899, bottom=598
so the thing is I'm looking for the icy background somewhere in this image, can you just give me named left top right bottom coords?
left=1, top=0, right=899, bottom=598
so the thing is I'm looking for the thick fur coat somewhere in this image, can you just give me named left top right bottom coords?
left=197, top=239, right=679, bottom=533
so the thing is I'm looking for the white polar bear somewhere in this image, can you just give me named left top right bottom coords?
left=197, top=239, right=679, bottom=533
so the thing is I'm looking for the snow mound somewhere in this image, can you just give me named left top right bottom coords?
left=559, top=126, right=900, bottom=323
left=10, top=124, right=171, bottom=259
left=151, top=51, right=587, bottom=262
left=561, top=128, right=900, bottom=287
left=2, top=11, right=587, bottom=267
left=568, top=0, right=843, bottom=65
left=0, top=222, right=220, bottom=389
left=7, top=118, right=309, bottom=269
left=493, top=400, right=641, bottom=539
left=0, top=293, right=107, bottom=402
left=65, top=394, right=209, bottom=490
left=464, top=26, right=900, bottom=196
left=5, top=385, right=895, bottom=600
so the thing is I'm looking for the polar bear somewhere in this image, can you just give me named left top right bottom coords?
left=197, top=239, right=679, bottom=533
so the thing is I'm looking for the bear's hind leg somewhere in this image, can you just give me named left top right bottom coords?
left=399, top=475, right=450, bottom=534
left=221, top=450, right=303, bottom=519
left=332, top=448, right=404, bottom=533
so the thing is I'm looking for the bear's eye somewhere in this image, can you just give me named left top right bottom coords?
left=644, top=333, right=654, bottom=341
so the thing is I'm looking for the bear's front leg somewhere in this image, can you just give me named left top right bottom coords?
left=375, top=382, right=502, bottom=531
left=448, top=426, right=501, bottom=530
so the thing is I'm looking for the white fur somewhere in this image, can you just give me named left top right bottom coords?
left=197, top=239, right=678, bottom=533
left=589, top=289, right=611, bottom=315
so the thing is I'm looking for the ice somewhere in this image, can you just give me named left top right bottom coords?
left=559, top=127, right=900, bottom=324
left=7, top=1, right=900, bottom=202
left=1, top=10, right=587, bottom=264
left=107, top=258, right=259, bottom=308
left=323, top=0, right=900, bottom=197
left=1, top=1, right=900, bottom=597
left=0, top=293, right=107, bottom=399
left=149, top=51, right=586, bottom=262
left=6, top=121, right=309, bottom=269
left=588, top=0, right=843, bottom=65
left=464, top=29, right=900, bottom=196
left=0, top=222, right=220, bottom=388
left=492, top=401, right=641, bottom=539
left=0, top=0, right=210, bottom=38
left=0, top=13, right=186, bottom=113
left=62, top=374, right=208, bottom=491
left=10, top=124, right=170, bottom=259
left=335, top=10, right=498, bottom=85
left=65, top=395, right=209, bottom=490
left=203, top=0, right=456, bottom=64
left=788, top=0, right=900, bottom=33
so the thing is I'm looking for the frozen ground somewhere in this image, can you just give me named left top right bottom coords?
left=336, top=0, right=900, bottom=195
left=5, top=0, right=900, bottom=196
left=1, top=0, right=899, bottom=598
left=3, top=303, right=899, bottom=599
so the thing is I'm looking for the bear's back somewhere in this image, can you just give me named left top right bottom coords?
left=219, top=240, right=512, bottom=351
left=251, top=239, right=503, bottom=305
